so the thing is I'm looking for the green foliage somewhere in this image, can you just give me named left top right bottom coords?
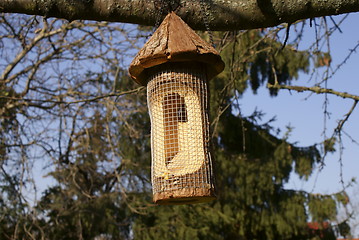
left=219, top=30, right=310, bottom=96
left=37, top=186, right=133, bottom=240
left=0, top=86, right=19, bottom=161
left=324, top=137, right=336, bottom=153
left=308, top=195, right=337, bottom=222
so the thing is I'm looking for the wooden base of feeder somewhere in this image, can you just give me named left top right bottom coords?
left=153, top=187, right=216, bottom=205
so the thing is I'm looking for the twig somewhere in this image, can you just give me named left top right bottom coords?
left=342, top=130, right=359, bottom=146
left=334, top=100, right=358, bottom=134
left=281, top=23, right=291, bottom=50
left=0, top=87, right=145, bottom=107
left=320, top=100, right=358, bottom=168
left=267, top=83, right=359, bottom=101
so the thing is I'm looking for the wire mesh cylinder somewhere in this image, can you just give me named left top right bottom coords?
left=147, top=62, right=216, bottom=205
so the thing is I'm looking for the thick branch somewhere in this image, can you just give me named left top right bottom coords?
left=1, top=0, right=359, bottom=30
left=267, top=83, right=359, bottom=101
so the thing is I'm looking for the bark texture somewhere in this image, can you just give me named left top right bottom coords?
left=1, top=0, right=359, bottom=30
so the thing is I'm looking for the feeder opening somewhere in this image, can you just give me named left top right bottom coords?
left=163, top=93, right=187, bottom=165
left=147, top=63, right=215, bottom=204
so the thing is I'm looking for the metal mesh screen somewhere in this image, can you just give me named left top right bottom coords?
left=147, top=63, right=215, bottom=200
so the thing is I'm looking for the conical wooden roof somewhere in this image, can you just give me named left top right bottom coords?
left=129, top=12, right=225, bottom=85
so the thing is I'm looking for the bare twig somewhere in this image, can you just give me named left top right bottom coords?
left=335, top=100, right=358, bottom=134
left=0, top=87, right=145, bottom=109
left=267, top=83, right=359, bottom=101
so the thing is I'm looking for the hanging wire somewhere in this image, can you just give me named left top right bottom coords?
left=153, top=0, right=165, bottom=29
left=199, top=0, right=215, bottom=48
left=154, top=0, right=215, bottom=48
left=154, top=0, right=181, bottom=29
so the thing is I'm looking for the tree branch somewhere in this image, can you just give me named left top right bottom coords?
left=267, top=83, right=359, bottom=101
left=1, top=0, right=359, bottom=30
left=335, top=100, right=358, bottom=134
left=0, top=87, right=145, bottom=110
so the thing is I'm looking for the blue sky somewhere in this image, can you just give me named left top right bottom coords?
left=240, top=12, right=359, bottom=234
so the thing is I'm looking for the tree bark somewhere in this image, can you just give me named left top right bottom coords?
left=1, top=0, right=359, bottom=30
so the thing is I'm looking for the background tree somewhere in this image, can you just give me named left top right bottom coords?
left=0, top=2, right=358, bottom=240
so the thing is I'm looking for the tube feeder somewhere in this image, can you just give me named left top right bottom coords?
left=129, top=12, right=224, bottom=205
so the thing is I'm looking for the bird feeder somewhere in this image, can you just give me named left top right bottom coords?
left=129, top=12, right=224, bottom=205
